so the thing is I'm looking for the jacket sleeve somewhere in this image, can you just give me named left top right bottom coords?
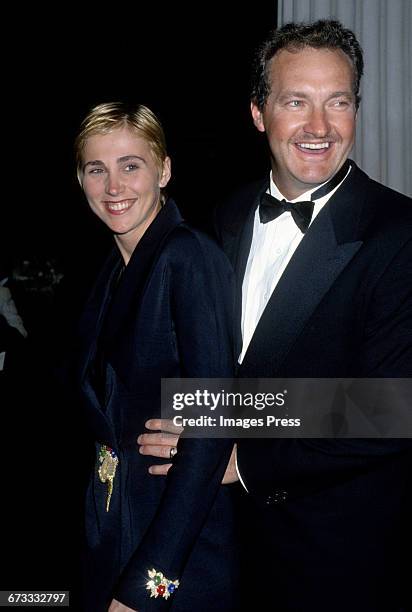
left=114, top=231, right=236, bottom=610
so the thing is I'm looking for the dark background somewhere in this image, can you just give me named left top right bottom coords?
left=2, top=3, right=277, bottom=608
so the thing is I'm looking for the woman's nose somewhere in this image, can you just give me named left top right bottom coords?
left=105, top=172, right=123, bottom=196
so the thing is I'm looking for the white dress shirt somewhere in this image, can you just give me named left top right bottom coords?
left=235, top=166, right=351, bottom=491
left=239, top=167, right=351, bottom=364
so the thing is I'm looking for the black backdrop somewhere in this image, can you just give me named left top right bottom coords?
left=8, top=5, right=277, bottom=268
left=2, top=3, right=278, bottom=607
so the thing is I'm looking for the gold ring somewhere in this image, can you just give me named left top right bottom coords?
left=169, top=446, right=177, bottom=459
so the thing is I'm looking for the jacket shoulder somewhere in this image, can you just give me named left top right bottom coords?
left=364, top=173, right=412, bottom=239
left=161, top=223, right=233, bottom=270
left=214, top=178, right=267, bottom=239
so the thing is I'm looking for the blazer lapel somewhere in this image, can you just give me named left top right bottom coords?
left=239, top=162, right=372, bottom=376
left=77, top=249, right=122, bottom=383
left=76, top=248, right=122, bottom=445
left=102, top=199, right=183, bottom=354
left=77, top=199, right=183, bottom=441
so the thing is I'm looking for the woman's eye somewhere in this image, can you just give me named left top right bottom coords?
left=89, top=167, right=104, bottom=174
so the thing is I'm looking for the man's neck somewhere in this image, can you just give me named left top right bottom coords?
left=270, top=174, right=329, bottom=203
left=270, top=162, right=352, bottom=203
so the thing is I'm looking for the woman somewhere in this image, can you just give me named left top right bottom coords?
left=74, top=102, right=238, bottom=611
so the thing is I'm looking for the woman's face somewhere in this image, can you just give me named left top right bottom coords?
left=81, top=126, right=170, bottom=247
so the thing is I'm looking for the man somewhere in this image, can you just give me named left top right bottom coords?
left=139, top=20, right=412, bottom=611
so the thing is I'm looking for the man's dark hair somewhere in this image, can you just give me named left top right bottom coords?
left=251, top=19, right=364, bottom=111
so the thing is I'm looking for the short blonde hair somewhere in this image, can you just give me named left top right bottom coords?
left=75, top=102, right=168, bottom=180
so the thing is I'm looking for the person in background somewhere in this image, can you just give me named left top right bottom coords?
left=74, top=102, right=238, bottom=611
left=0, top=263, right=27, bottom=377
left=139, top=20, right=412, bottom=612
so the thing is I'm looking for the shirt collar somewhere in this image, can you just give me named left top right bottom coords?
left=269, top=164, right=352, bottom=204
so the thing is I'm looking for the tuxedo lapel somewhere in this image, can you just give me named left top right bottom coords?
left=217, top=179, right=267, bottom=268
left=235, top=182, right=268, bottom=282
left=239, top=163, right=373, bottom=376
left=230, top=181, right=268, bottom=356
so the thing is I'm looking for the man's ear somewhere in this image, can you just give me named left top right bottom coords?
left=251, top=102, right=266, bottom=133
left=159, top=156, right=171, bottom=188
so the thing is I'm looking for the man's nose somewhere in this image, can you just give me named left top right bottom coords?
left=304, top=106, right=331, bottom=138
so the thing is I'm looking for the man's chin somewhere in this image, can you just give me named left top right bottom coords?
left=293, top=163, right=342, bottom=189
left=274, top=159, right=346, bottom=197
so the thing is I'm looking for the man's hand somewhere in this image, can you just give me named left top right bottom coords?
left=137, top=419, right=182, bottom=475
left=108, top=598, right=137, bottom=611
left=137, top=419, right=239, bottom=484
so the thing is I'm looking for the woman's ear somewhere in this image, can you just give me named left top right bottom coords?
left=159, top=156, right=171, bottom=188
left=77, top=168, right=84, bottom=188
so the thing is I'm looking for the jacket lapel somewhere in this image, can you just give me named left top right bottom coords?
left=77, top=199, right=183, bottom=438
left=76, top=248, right=122, bottom=445
left=227, top=180, right=268, bottom=356
left=101, top=198, right=183, bottom=354
left=77, top=249, right=121, bottom=383
left=235, top=181, right=268, bottom=282
left=239, top=162, right=374, bottom=376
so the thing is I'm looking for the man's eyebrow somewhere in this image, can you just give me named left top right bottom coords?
left=276, top=90, right=354, bottom=100
left=276, top=91, right=311, bottom=100
left=328, top=91, right=354, bottom=98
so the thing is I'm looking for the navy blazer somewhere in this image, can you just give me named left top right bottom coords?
left=77, top=199, right=239, bottom=611
left=215, top=162, right=412, bottom=611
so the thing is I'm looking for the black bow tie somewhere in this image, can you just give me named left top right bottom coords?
left=259, top=160, right=351, bottom=232
left=260, top=195, right=314, bottom=232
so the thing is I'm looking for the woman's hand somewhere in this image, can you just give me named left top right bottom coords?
left=108, top=598, right=137, bottom=611
left=137, top=420, right=239, bottom=484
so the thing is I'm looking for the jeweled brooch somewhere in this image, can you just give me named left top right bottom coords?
left=98, top=445, right=119, bottom=512
left=146, top=568, right=179, bottom=599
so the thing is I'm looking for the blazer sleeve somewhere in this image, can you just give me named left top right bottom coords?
left=114, top=231, right=236, bottom=610
left=237, top=237, right=412, bottom=504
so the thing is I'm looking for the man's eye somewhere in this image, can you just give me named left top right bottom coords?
left=125, top=164, right=139, bottom=172
left=333, top=99, right=350, bottom=107
left=89, top=168, right=104, bottom=174
left=288, top=100, right=302, bottom=107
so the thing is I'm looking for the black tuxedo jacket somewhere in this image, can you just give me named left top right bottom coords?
left=77, top=199, right=239, bottom=611
left=215, top=162, right=412, bottom=611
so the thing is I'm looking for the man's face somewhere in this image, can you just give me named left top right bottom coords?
left=251, top=47, right=357, bottom=200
